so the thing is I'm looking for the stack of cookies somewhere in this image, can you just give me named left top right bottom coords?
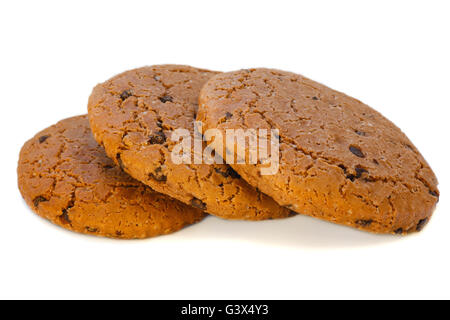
left=18, top=65, right=439, bottom=239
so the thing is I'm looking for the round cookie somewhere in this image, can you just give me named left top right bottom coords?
left=198, top=68, right=439, bottom=234
left=18, top=115, right=205, bottom=239
left=88, top=65, right=293, bottom=220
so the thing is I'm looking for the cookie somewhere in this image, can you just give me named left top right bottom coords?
left=88, top=65, right=293, bottom=220
left=17, top=115, right=205, bottom=239
left=198, top=68, right=439, bottom=234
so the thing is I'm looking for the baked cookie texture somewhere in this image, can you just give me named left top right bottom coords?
left=88, top=65, right=293, bottom=220
left=198, top=68, right=439, bottom=234
left=18, top=115, right=205, bottom=239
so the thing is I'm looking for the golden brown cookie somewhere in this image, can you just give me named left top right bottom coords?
left=198, top=68, right=439, bottom=234
left=18, top=115, right=205, bottom=239
left=88, top=65, right=293, bottom=220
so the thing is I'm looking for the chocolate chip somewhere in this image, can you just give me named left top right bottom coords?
left=33, top=195, right=48, bottom=208
left=148, top=131, right=166, bottom=144
left=394, top=228, right=403, bottom=234
left=347, top=167, right=368, bottom=181
left=312, top=96, right=319, bottom=100
left=416, top=218, right=428, bottom=231
left=355, top=166, right=368, bottom=179
left=225, top=112, right=233, bottom=119
left=60, top=198, right=75, bottom=223
left=214, top=168, right=227, bottom=177
left=85, top=226, right=98, bottom=233
left=120, top=90, right=132, bottom=100
left=38, top=135, right=50, bottom=143
left=59, top=209, right=72, bottom=225
left=116, top=153, right=125, bottom=170
left=115, top=230, right=123, bottom=236
left=149, top=167, right=167, bottom=182
left=356, top=219, right=373, bottom=227
left=122, top=184, right=138, bottom=189
left=215, top=167, right=241, bottom=179
left=273, top=131, right=280, bottom=141
left=429, top=190, right=439, bottom=197
left=190, top=198, right=207, bottom=210
left=159, top=95, right=173, bottom=103
left=342, top=164, right=367, bottom=182
left=227, top=168, right=241, bottom=179
left=288, top=210, right=298, bottom=217
left=349, top=145, right=365, bottom=158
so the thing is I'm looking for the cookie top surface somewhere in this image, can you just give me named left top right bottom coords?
left=198, top=68, right=439, bottom=233
left=88, top=65, right=293, bottom=220
left=18, top=115, right=205, bottom=239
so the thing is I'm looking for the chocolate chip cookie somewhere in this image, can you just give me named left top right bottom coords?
left=18, top=115, right=205, bottom=239
left=88, top=65, right=293, bottom=220
left=198, top=68, right=439, bottom=234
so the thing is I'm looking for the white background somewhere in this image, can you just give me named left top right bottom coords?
left=1, top=0, right=449, bottom=299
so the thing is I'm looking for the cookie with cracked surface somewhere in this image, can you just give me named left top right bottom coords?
left=18, top=115, right=205, bottom=239
left=198, top=68, right=439, bottom=234
left=88, top=65, right=293, bottom=220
